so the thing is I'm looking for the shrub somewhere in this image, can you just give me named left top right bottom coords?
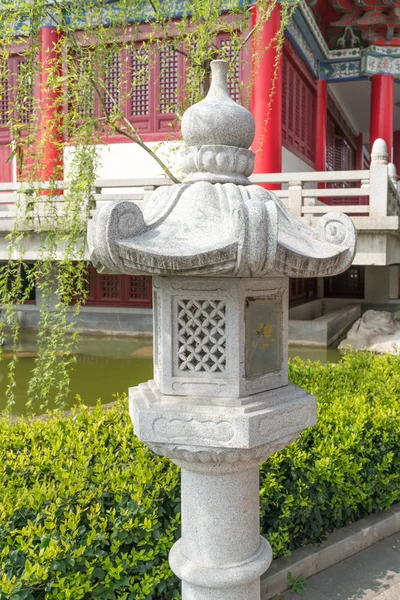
left=1, top=352, right=400, bottom=599
left=261, top=351, right=400, bottom=556
left=0, top=399, right=181, bottom=600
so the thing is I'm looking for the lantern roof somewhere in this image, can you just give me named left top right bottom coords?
left=87, top=60, right=356, bottom=279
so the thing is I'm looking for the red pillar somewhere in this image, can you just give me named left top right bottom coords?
left=39, top=26, right=63, bottom=183
left=393, top=131, right=400, bottom=175
left=370, top=74, right=394, bottom=162
left=251, top=4, right=282, bottom=189
left=315, top=80, right=327, bottom=173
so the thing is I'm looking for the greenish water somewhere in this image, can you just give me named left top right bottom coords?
left=0, top=333, right=341, bottom=416
left=289, top=346, right=342, bottom=363
left=0, top=333, right=153, bottom=415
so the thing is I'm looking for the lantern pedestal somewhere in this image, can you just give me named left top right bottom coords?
left=130, top=378, right=315, bottom=600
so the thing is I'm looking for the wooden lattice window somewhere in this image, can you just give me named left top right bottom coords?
left=131, top=46, right=150, bottom=117
left=72, top=51, right=95, bottom=120
left=67, top=34, right=248, bottom=141
left=84, top=267, right=152, bottom=307
left=324, top=266, right=365, bottom=299
left=282, top=55, right=315, bottom=164
left=326, top=117, right=336, bottom=171
left=218, top=37, right=240, bottom=103
left=0, top=73, right=9, bottom=127
left=104, top=52, right=121, bottom=115
left=325, top=115, right=358, bottom=205
left=102, top=274, right=121, bottom=299
left=16, top=60, right=34, bottom=125
left=158, top=47, right=178, bottom=114
left=129, top=275, right=150, bottom=300
left=289, top=278, right=317, bottom=307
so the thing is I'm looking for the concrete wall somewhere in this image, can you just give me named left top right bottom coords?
left=281, top=147, right=315, bottom=174
left=365, top=265, right=391, bottom=303
left=289, top=299, right=323, bottom=320
left=64, top=141, right=185, bottom=181
left=289, top=304, right=361, bottom=347
left=12, top=276, right=154, bottom=336
left=14, top=303, right=153, bottom=336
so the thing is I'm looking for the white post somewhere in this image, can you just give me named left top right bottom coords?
left=388, top=162, right=398, bottom=188
left=287, top=180, right=303, bottom=217
left=370, top=138, right=389, bottom=216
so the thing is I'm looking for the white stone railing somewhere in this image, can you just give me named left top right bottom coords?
left=0, top=139, right=398, bottom=231
left=250, top=139, right=400, bottom=221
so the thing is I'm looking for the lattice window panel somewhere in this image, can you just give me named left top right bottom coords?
left=104, top=52, right=121, bottom=115
left=83, top=267, right=92, bottom=296
left=74, top=52, right=95, bottom=120
left=102, top=274, right=120, bottom=299
left=17, top=61, right=33, bottom=124
left=282, top=56, right=314, bottom=163
left=131, top=46, right=149, bottom=116
left=177, top=299, right=226, bottom=373
left=0, top=73, right=9, bottom=126
left=158, top=47, right=178, bottom=114
left=219, top=39, right=240, bottom=103
left=129, top=276, right=148, bottom=299
left=326, top=117, right=336, bottom=171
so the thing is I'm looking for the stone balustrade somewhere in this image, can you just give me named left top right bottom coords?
left=0, top=140, right=397, bottom=231
left=0, top=139, right=398, bottom=266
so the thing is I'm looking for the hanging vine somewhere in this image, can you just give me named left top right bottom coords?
left=0, top=0, right=298, bottom=413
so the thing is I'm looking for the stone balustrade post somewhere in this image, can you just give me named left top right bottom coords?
left=388, top=162, right=398, bottom=187
left=287, top=180, right=303, bottom=217
left=87, top=60, right=357, bottom=600
left=370, top=138, right=389, bottom=216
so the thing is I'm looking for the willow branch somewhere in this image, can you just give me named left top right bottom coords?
left=89, top=67, right=182, bottom=184
left=231, top=0, right=279, bottom=63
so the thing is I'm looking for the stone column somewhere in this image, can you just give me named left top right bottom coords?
left=170, top=459, right=269, bottom=600
left=131, top=276, right=316, bottom=600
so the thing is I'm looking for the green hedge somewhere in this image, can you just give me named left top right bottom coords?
left=1, top=351, right=400, bottom=599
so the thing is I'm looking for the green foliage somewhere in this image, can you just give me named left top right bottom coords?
left=3, top=351, right=400, bottom=598
left=260, top=351, right=400, bottom=556
left=287, top=572, right=308, bottom=597
left=0, top=397, right=181, bottom=600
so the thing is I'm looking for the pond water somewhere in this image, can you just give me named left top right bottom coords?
left=0, top=333, right=341, bottom=415
left=0, top=333, right=153, bottom=415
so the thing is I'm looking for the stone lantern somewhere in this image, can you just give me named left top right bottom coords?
left=88, top=60, right=356, bottom=600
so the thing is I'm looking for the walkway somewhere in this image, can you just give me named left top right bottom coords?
left=278, top=533, right=400, bottom=600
